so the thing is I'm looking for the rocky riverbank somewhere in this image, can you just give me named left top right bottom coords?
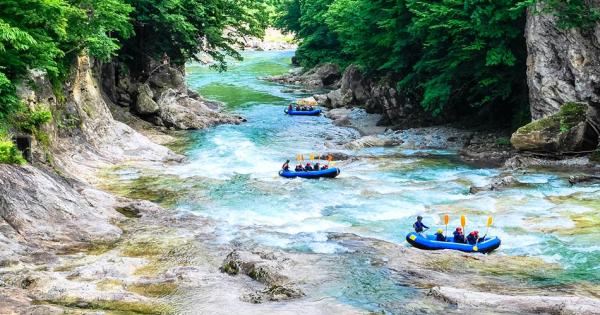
left=0, top=54, right=261, bottom=313
left=268, top=62, right=600, bottom=170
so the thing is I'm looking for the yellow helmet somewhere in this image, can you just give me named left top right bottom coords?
left=437, top=229, right=443, bottom=234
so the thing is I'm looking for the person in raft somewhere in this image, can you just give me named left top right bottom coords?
left=413, top=216, right=429, bottom=234
left=288, top=104, right=293, bottom=112
left=453, top=227, right=466, bottom=243
left=305, top=163, right=314, bottom=171
left=282, top=160, right=290, bottom=171
left=466, top=231, right=484, bottom=245
left=434, top=229, right=446, bottom=242
left=294, top=164, right=304, bottom=172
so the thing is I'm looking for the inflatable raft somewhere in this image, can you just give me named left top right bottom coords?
left=279, top=167, right=340, bottom=179
left=284, top=109, right=322, bottom=116
left=406, top=232, right=501, bottom=254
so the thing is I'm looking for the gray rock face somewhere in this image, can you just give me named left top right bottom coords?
left=134, top=84, right=159, bottom=115
left=16, top=56, right=180, bottom=181
left=156, top=88, right=243, bottom=130
left=102, top=63, right=243, bottom=130
left=318, top=65, right=428, bottom=127
left=264, top=63, right=341, bottom=88
left=0, top=165, right=122, bottom=251
left=526, top=2, right=600, bottom=120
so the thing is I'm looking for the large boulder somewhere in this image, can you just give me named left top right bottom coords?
left=323, top=65, right=369, bottom=108
left=147, top=67, right=187, bottom=94
left=157, top=89, right=243, bottom=130
left=301, top=63, right=341, bottom=87
left=264, top=63, right=341, bottom=88
left=511, top=102, right=598, bottom=152
left=133, top=84, right=159, bottom=115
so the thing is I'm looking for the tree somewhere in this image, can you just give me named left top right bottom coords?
left=119, top=0, right=270, bottom=75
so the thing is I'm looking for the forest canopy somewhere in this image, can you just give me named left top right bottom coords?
left=275, top=0, right=599, bottom=122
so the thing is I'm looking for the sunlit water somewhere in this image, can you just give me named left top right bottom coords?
left=152, top=51, right=599, bottom=311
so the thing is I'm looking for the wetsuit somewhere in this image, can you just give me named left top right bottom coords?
left=453, top=231, right=465, bottom=243
left=413, top=221, right=429, bottom=233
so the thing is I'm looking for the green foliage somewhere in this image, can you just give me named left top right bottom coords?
left=591, top=148, right=600, bottom=163
left=0, top=0, right=133, bottom=136
left=539, top=0, right=600, bottom=29
left=558, top=102, right=587, bottom=132
left=496, top=137, right=512, bottom=147
left=2, top=0, right=272, bottom=141
left=119, top=0, right=270, bottom=74
left=0, top=133, right=25, bottom=164
left=277, top=0, right=530, bottom=121
left=13, top=107, right=53, bottom=134
left=515, top=102, right=587, bottom=134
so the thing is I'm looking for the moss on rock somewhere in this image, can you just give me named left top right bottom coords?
left=512, top=102, right=589, bottom=152
left=515, top=102, right=587, bottom=135
left=127, top=282, right=178, bottom=298
left=591, top=148, right=600, bottom=163
left=39, top=297, right=174, bottom=314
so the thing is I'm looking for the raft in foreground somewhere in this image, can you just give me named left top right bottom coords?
left=279, top=168, right=340, bottom=179
left=406, top=232, right=501, bottom=254
left=284, top=109, right=322, bottom=116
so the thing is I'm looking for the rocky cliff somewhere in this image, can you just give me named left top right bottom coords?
left=17, top=55, right=180, bottom=182
left=102, top=61, right=244, bottom=131
left=317, top=65, right=433, bottom=127
left=512, top=4, right=600, bottom=154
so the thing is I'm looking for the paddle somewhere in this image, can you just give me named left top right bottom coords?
left=444, top=214, right=450, bottom=239
left=460, top=215, right=466, bottom=243
left=482, top=216, right=493, bottom=240
left=474, top=216, right=493, bottom=251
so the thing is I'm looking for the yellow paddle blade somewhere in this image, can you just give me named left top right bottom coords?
left=296, top=154, right=301, bottom=161
left=327, top=155, right=333, bottom=162
left=460, top=215, right=466, bottom=227
left=310, top=154, right=315, bottom=161
left=330, top=161, right=337, bottom=166
left=444, top=214, right=450, bottom=225
left=487, top=216, right=493, bottom=227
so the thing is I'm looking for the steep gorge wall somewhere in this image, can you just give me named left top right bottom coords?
left=17, top=55, right=178, bottom=181
left=2, top=55, right=179, bottom=263
left=315, top=65, right=442, bottom=128
left=511, top=4, right=600, bottom=153
left=526, top=2, right=600, bottom=120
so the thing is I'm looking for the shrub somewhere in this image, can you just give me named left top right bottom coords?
left=13, top=107, right=53, bottom=134
left=0, top=135, right=26, bottom=165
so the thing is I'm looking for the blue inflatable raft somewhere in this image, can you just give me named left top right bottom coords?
left=279, top=167, right=340, bottom=179
left=285, top=109, right=322, bottom=116
left=406, top=232, right=501, bottom=254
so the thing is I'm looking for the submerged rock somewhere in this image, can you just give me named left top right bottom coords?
left=220, top=250, right=305, bottom=304
left=429, top=286, right=600, bottom=315
left=568, top=174, right=600, bottom=186
left=343, top=135, right=402, bottom=149
left=469, top=175, right=525, bottom=194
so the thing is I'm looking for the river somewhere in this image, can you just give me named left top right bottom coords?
left=113, top=50, right=600, bottom=313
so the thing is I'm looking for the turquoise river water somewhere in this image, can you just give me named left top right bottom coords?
left=150, top=51, right=598, bottom=312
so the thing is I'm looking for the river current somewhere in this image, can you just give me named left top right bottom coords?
left=139, top=51, right=598, bottom=312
